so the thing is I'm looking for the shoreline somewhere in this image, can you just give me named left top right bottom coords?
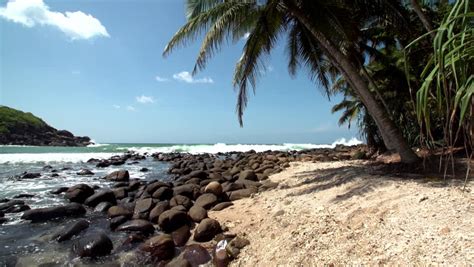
left=1, top=146, right=472, bottom=266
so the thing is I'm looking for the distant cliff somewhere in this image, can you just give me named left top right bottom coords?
left=0, top=106, right=92, bottom=146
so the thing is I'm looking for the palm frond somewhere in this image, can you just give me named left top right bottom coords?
left=234, top=0, right=284, bottom=126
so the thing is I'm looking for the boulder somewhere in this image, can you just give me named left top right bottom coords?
left=235, top=179, right=261, bottom=189
left=158, top=209, right=189, bottom=232
left=238, top=170, right=258, bottom=181
left=146, top=181, right=170, bottom=194
left=0, top=200, right=30, bottom=213
left=76, top=169, right=94, bottom=176
left=49, top=187, right=68, bottom=195
left=0, top=200, right=24, bottom=211
left=166, top=257, right=191, bottom=267
left=173, top=184, right=200, bottom=200
left=172, top=225, right=191, bottom=247
left=152, top=187, right=173, bottom=200
left=65, top=184, right=94, bottom=203
left=182, top=244, right=212, bottom=266
left=135, top=198, right=155, bottom=214
left=13, top=193, right=35, bottom=199
left=170, top=195, right=193, bottom=210
left=222, top=182, right=245, bottom=193
left=187, top=170, right=207, bottom=180
left=84, top=190, right=116, bottom=207
left=149, top=201, right=170, bottom=223
left=211, top=202, right=233, bottom=211
left=193, top=218, right=222, bottom=242
left=21, top=172, right=41, bottom=179
left=229, top=236, right=250, bottom=249
left=141, top=234, right=175, bottom=260
left=194, top=193, right=218, bottom=210
left=228, top=188, right=257, bottom=201
left=116, top=219, right=155, bottom=235
left=109, top=215, right=128, bottom=230
left=94, top=202, right=113, bottom=212
left=105, top=170, right=129, bottom=182
left=21, top=203, right=86, bottom=223
left=188, top=205, right=207, bottom=222
left=108, top=206, right=132, bottom=218
left=72, top=233, right=113, bottom=258
left=204, top=181, right=223, bottom=196
left=52, top=219, right=89, bottom=242
left=112, top=188, right=127, bottom=199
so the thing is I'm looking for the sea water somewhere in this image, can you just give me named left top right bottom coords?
left=0, top=138, right=361, bottom=265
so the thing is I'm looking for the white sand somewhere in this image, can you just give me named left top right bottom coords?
left=210, top=160, right=473, bottom=266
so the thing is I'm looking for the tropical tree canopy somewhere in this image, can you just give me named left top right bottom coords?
left=166, top=0, right=474, bottom=163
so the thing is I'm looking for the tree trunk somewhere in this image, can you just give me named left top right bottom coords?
left=410, top=0, right=436, bottom=39
left=288, top=3, right=420, bottom=163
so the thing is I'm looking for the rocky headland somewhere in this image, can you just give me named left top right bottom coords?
left=0, top=105, right=92, bottom=146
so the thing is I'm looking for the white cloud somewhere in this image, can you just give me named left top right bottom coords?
left=173, top=71, right=214, bottom=84
left=136, top=95, right=155, bottom=104
left=112, top=104, right=120, bottom=109
left=242, top=32, right=250, bottom=40
left=126, top=106, right=136, bottom=111
left=0, top=0, right=109, bottom=40
left=155, top=75, right=169, bottom=82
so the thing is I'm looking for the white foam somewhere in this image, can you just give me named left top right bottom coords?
left=0, top=137, right=363, bottom=163
left=0, top=152, right=116, bottom=164
left=121, top=137, right=363, bottom=155
left=86, top=142, right=109, bottom=147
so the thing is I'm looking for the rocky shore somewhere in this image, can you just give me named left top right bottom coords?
left=0, top=145, right=368, bottom=266
left=0, top=106, right=92, bottom=146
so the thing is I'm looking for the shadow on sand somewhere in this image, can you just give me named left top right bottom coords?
left=285, top=162, right=469, bottom=203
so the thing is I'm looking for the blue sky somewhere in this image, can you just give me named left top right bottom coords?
left=0, top=0, right=358, bottom=144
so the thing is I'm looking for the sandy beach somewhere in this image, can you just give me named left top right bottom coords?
left=210, top=160, right=474, bottom=266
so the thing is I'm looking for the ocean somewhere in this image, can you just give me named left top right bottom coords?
left=0, top=138, right=361, bottom=265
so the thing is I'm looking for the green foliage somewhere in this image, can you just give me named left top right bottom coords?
left=0, top=106, right=48, bottom=135
left=406, top=0, right=473, bottom=148
left=164, top=0, right=411, bottom=127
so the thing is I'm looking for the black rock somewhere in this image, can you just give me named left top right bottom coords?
left=94, top=202, right=113, bottom=212
left=0, top=200, right=29, bottom=213
left=151, top=187, right=173, bottom=200
left=211, top=202, right=233, bottom=211
left=84, top=190, right=116, bottom=207
left=76, top=169, right=94, bottom=176
left=21, top=172, right=41, bottom=179
left=193, top=218, right=222, bottom=242
left=182, top=244, right=212, bottom=266
left=194, top=193, right=218, bottom=210
left=158, top=209, right=190, bottom=232
left=21, top=203, right=86, bottom=223
left=172, top=225, right=191, bottom=247
left=13, top=193, right=35, bottom=199
left=109, top=215, right=128, bottom=230
left=52, top=219, right=89, bottom=242
left=50, top=187, right=68, bottom=195
left=140, top=234, right=175, bottom=260
left=65, top=184, right=95, bottom=203
left=72, top=233, right=113, bottom=258
left=105, top=170, right=129, bottom=182
left=116, top=219, right=155, bottom=235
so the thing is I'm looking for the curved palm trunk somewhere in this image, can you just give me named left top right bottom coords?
left=410, top=0, right=436, bottom=39
left=288, top=4, right=419, bottom=163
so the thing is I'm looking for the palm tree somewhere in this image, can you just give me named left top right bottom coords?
left=164, top=0, right=419, bottom=163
